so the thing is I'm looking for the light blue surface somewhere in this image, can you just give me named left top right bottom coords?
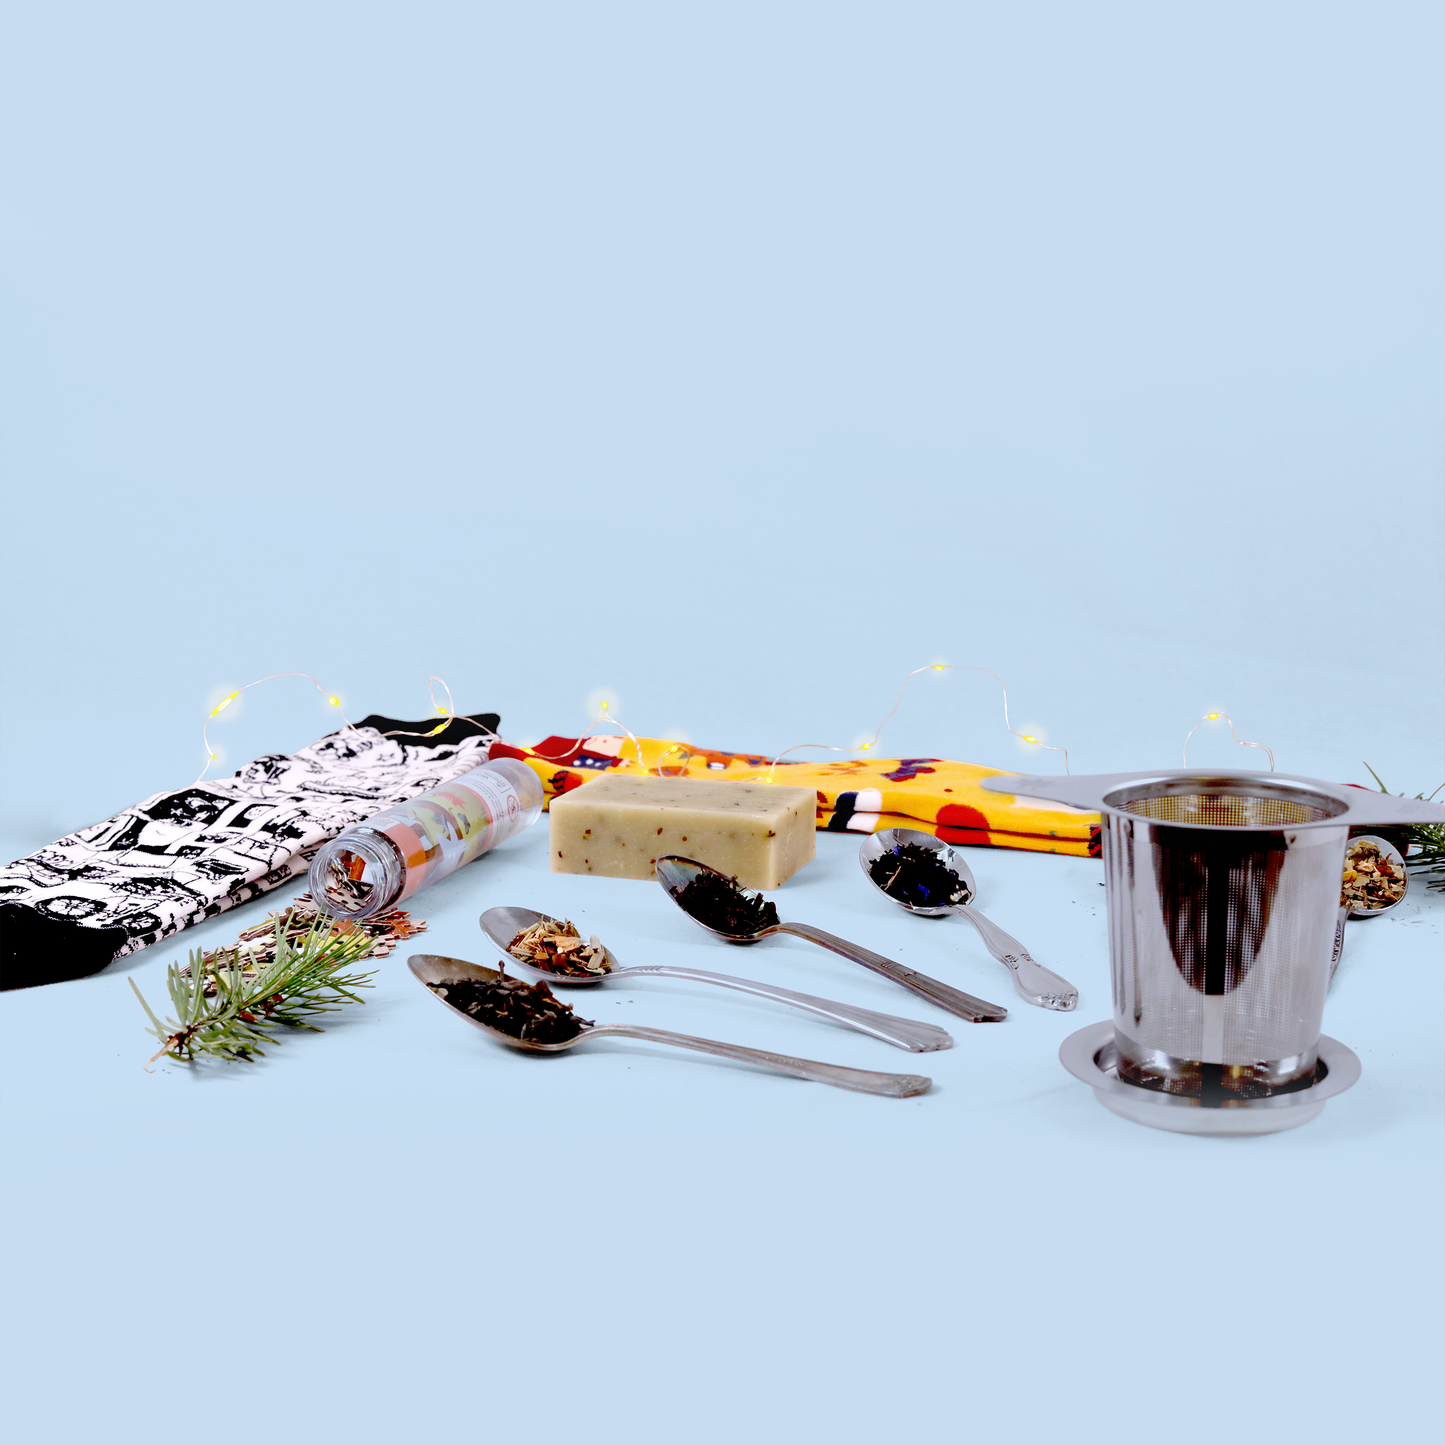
left=2, top=4, right=1442, bottom=1442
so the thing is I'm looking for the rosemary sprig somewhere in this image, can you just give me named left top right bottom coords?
left=1362, top=763, right=1445, bottom=892
left=130, top=913, right=381, bottom=1067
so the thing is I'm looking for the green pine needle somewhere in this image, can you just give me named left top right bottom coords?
left=1362, top=763, right=1445, bottom=892
left=131, top=912, right=380, bottom=1067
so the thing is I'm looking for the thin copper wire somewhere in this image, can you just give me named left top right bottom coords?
left=198, top=673, right=500, bottom=783
left=766, top=663, right=1070, bottom=778
left=198, top=672, right=357, bottom=782
left=1181, top=711, right=1275, bottom=771
left=378, top=676, right=500, bottom=745
left=523, top=704, right=648, bottom=774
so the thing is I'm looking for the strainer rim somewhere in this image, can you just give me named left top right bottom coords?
left=1099, top=774, right=1348, bottom=828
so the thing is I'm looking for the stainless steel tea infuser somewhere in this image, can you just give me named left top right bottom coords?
left=981, top=768, right=1444, bottom=1134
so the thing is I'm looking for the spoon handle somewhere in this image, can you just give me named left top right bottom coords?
left=583, top=1024, right=931, bottom=1096
left=615, top=965, right=953, bottom=1053
left=952, top=906, right=1079, bottom=1012
left=773, top=922, right=1008, bottom=1023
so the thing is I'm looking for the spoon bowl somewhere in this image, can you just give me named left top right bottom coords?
left=654, top=855, right=1008, bottom=1023
left=858, top=829, right=1079, bottom=1012
left=408, top=953, right=932, bottom=1096
left=480, top=904, right=620, bottom=985
left=653, top=856, right=778, bottom=943
left=1342, top=834, right=1409, bottom=920
left=478, top=905, right=953, bottom=1052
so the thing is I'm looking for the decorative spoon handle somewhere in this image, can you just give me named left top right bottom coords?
left=583, top=1023, right=931, bottom=1096
left=772, top=922, right=1008, bottom=1023
left=616, top=965, right=953, bottom=1052
left=952, top=905, right=1078, bottom=1011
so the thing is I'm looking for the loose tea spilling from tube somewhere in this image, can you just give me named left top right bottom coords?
left=676, top=871, right=780, bottom=935
left=867, top=842, right=971, bottom=909
left=427, top=974, right=593, bottom=1044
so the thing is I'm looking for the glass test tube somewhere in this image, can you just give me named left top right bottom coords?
left=308, top=757, right=543, bottom=920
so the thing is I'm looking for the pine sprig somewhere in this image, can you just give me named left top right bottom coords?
left=131, top=913, right=380, bottom=1067
left=1362, top=763, right=1445, bottom=892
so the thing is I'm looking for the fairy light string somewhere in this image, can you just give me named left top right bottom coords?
left=197, top=673, right=499, bottom=783
left=1181, top=711, right=1275, bottom=771
left=199, top=673, right=354, bottom=782
left=765, top=663, right=1071, bottom=779
left=197, top=671, right=1278, bottom=786
left=525, top=699, right=648, bottom=774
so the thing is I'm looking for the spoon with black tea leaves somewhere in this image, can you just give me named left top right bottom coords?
left=858, top=829, right=1079, bottom=1012
left=653, top=856, right=1008, bottom=1024
left=408, top=954, right=932, bottom=1098
left=479, top=905, right=952, bottom=1053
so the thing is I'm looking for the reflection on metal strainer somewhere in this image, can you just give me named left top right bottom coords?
left=1122, top=792, right=1327, bottom=827
left=1103, top=778, right=1348, bottom=1103
left=983, top=767, right=1445, bottom=1126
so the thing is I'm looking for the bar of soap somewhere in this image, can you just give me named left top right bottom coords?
left=549, top=774, right=815, bottom=888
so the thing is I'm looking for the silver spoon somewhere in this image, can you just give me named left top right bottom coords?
left=858, top=829, right=1078, bottom=1012
left=408, top=954, right=932, bottom=1098
left=1331, top=834, right=1411, bottom=984
left=480, top=906, right=953, bottom=1053
left=654, top=855, right=1007, bottom=1024
left=1342, top=835, right=1409, bottom=920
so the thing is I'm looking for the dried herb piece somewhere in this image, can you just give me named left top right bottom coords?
left=1341, top=838, right=1406, bottom=911
left=676, top=871, right=780, bottom=935
left=428, top=974, right=593, bottom=1044
left=507, top=917, right=610, bottom=976
left=868, top=842, right=971, bottom=909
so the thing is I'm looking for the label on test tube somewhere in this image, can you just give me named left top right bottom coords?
left=368, top=767, right=525, bottom=903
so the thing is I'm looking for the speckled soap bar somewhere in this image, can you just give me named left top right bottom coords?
left=548, top=774, right=816, bottom=888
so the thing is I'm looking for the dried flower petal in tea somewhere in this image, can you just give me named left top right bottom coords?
left=867, top=842, right=971, bottom=909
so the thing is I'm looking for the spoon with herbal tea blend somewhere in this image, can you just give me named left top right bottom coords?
left=479, top=906, right=953, bottom=1053
left=653, top=856, right=1008, bottom=1024
left=408, top=955, right=932, bottom=1097
left=1341, top=835, right=1409, bottom=918
left=858, top=829, right=1079, bottom=1012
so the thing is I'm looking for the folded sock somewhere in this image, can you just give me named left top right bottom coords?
left=0, top=712, right=498, bottom=989
left=816, top=807, right=1098, bottom=856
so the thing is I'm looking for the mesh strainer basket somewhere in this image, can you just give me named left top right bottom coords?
left=980, top=769, right=1445, bottom=1107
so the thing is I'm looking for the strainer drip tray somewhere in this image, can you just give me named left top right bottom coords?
left=1060, top=1022, right=1361, bottom=1136
left=1114, top=1035, right=1319, bottom=1101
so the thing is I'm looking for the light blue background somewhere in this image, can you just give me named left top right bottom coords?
left=2, top=4, right=1441, bottom=1443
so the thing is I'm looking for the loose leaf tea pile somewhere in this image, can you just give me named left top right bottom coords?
left=428, top=973, right=593, bottom=1044
left=868, top=843, right=972, bottom=909
left=507, top=917, right=610, bottom=976
left=676, top=870, right=780, bottom=935
left=1341, top=839, right=1406, bottom=911
left=187, top=895, right=424, bottom=988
